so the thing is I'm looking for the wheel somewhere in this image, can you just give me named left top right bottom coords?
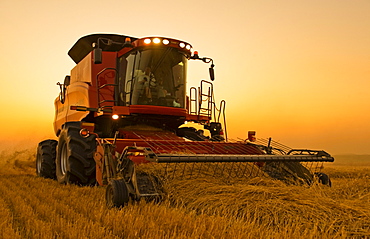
left=36, top=139, right=58, bottom=179
left=56, top=122, right=97, bottom=186
left=282, top=162, right=314, bottom=184
left=106, top=179, right=129, bottom=208
left=264, top=162, right=314, bottom=185
left=315, top=172, right=332, bottom=187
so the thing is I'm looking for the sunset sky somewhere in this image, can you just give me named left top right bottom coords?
left=0, top=0, right=369, bottom=154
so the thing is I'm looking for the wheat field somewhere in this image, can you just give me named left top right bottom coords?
left=0, top=149, right=369, bottom=238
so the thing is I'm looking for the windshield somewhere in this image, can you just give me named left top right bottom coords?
left=119, top=48, right=187, bottom=108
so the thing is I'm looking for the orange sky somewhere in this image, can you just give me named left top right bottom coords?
left=0, top=0, right=369, bottom=154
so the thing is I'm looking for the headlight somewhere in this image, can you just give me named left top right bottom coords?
left=153, top=38, right=161, bottom=44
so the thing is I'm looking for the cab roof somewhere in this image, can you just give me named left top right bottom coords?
left=68, top=33, right=138, bottom=64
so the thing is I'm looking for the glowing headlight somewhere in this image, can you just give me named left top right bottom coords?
left=144, top=38, right=151, bottom=44
left=179, top=42, right=185, bottom=48
left=112, top=114, right=119, bottom=120
left=186, top=44, right=191, bottom=50
left=153, top=38, right=161, bottom=44
left=162, top=39, right=170, bottom=45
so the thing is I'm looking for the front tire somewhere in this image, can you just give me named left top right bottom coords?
left=36, top=139, right=58, bottom=179
left=106, top=179, right=129, bottom=208
left=56, top=122, right=97, bottom=186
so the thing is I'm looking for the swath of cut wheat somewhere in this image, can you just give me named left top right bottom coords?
left=0, top=149, right=369, bottom=239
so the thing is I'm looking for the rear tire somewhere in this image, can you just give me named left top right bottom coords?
left=36, top=139, right=58, bottom=179
left=56, top=122, right=97, bottom=186
left=106, top=179, right=129, bottom=208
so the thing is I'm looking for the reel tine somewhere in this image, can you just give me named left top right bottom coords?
left=226, top=162, right=234, bottom=178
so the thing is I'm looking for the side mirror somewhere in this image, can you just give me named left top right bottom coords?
left=57, top=82, right=66, bottom=104
left=64, top=75, right=71, bottom=86
left=209, top=66, right=215, bottom=81
left=93, top=48, right=102, bottom=64
left=190, top=51, right=215, bottom=80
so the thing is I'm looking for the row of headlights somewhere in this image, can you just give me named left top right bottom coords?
left=142, top=37, right=192, bottom=51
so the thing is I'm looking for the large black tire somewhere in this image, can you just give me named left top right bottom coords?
left=36, top=139, right=58, bottom=179
left=106, top=179, right=129, bottom=208
left=56, top=122, right=97, bottom=186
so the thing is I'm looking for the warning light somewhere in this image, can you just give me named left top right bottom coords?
left=248, top=131, right=256, bottom=142
left=192, top=51, right=200, bottom=59
left=144, top=38, right=151, bottom=44
left=162, top=39, right=170, bottom=45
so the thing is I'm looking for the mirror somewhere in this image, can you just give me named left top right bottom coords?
left=209, top=67, right=215, bottom=81
left=93, top=48, right=102, bottom=64
left=64, top=75, right=70, bottom=86
left=57, top=82, right=66, bottom=104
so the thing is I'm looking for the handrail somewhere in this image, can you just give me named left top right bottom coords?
left=96, top=68, right=118, bottom=108
left=189, top=87, right=198, bottom=114
left=199, top=80, right=213, bottom=117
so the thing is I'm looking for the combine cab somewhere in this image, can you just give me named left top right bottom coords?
left=36, top=34, right=334, bottom=208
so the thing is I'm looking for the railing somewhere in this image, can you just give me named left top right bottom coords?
left=96, top=68, right=118, bottom=110
left=189, top=87, right=198, bottom=115
left=199, top=80, right=213, bottom=117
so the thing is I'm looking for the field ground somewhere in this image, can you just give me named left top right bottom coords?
left=0, top=149, right=369, bottom=238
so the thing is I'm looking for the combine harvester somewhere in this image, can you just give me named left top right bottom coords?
left=36, top=34, right=334, bottom=208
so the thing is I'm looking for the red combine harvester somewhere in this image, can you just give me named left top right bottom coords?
left=36, top=34, right=334, bottom=207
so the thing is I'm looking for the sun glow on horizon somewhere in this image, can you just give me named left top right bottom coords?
left=0, top=0, right=369, bottom=154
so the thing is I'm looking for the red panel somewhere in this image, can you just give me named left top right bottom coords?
left=104, top=130, right=264, bottom=165
left=111, top=138, right=263, bottom=159
left=186, top=114, right=211, bottom=122
left=112, top=106, right=130, bottom=115
left=129, top=105, right=187, bottom=117
left=90, top=51, right=118, bottom=108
